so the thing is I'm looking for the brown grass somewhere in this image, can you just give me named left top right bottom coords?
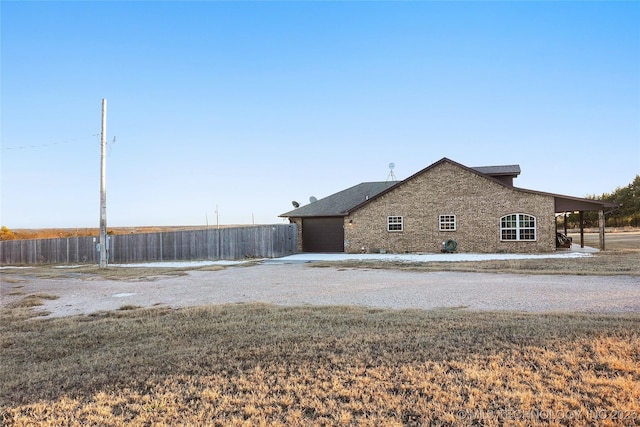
left=1, top=304, right=639, bottom=426
left=6, top=293, right=60, bottom=309
left=311, top=250, right=640, bottom=276
left=0, top=264, right=227, bottom=281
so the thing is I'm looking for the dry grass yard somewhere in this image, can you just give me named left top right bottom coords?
left=1, top=305, right=639, bottom=426
left=1, top=231, right=639, bottom=426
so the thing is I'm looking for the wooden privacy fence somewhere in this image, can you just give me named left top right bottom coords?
left=0, top=224, right=298, bottom=265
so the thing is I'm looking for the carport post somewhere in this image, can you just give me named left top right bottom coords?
left=579, top=211, right=585, bottom=248
left=599, top=210, right=605, bottom=251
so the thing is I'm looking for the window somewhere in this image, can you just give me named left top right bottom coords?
left=500, top=214, right=536, bottom=241
left=439, top=215, right=456, bottom=231
left=387, top=216, right=403, bottom=232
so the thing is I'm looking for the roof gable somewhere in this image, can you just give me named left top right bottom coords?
left=347, top=157, right=509, bottom=212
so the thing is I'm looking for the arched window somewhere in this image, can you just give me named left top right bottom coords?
left=500, top=214, right=536, bottom=241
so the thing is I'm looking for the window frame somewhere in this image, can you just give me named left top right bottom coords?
left=439, top=214, right=457, bottom=231
left=500, top=213, right=537, bottom=241
left=387, top=216, right=404, bottom=232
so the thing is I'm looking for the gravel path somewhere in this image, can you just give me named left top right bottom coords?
left=2, top=263, right=639, bottom=317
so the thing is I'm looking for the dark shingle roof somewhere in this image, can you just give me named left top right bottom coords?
left=280, top=181, right=396, bottom=218
left=472, top=165, right=521, bottom=177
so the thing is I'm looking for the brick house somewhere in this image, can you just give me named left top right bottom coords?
left=280, top=158, right=618, bottom=253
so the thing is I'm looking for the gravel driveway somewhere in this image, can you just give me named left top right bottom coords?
left=2, top=262, right=639, bottom=317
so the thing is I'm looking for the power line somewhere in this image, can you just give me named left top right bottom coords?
left=2, top=135, right=98, bottom=150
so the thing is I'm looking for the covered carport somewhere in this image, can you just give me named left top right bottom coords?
left=554, top=195, right=620, bottom=250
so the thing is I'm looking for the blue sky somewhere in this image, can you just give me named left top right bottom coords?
left=2, top=1, right=639, bottom=228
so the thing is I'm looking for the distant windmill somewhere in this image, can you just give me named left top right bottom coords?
left=386, top=162, right=397, bottom=182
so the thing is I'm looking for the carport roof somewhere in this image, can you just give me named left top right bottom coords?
left=547, top=191, right=620, bottom=212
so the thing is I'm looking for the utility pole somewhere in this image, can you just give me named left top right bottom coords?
left=99, top=99, right=108, bottom=268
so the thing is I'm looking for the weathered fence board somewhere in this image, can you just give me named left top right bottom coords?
left=0, top=224, right=297, bottom=265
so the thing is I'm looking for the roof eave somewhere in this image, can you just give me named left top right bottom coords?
left=279, top=213, right=347, bottom=218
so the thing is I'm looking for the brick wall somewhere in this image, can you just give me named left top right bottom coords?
left=288, top=217, right=304, bottom=252
left=344, top=161, right=556, bottom=253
